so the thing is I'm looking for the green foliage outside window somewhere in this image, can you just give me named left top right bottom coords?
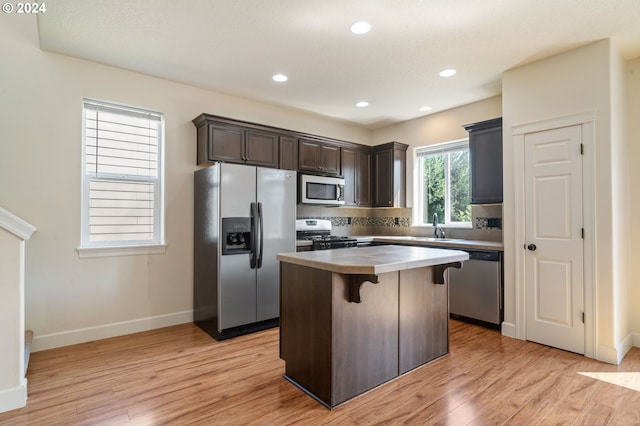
left=422, top=148, right=471, bottom=224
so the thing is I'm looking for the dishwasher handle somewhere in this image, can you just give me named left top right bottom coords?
left=467, top=250, right=500, bottom=261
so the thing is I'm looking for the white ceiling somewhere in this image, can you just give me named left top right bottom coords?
left=37, top=0, right=640, bottom=129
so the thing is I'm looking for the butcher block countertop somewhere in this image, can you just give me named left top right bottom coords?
left=277, top=245, right=468, bottom=275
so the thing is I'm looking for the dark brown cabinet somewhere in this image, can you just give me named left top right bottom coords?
left=464, top=118, right=503, bottom=204
left=244, top=130, right=279, bottom=167
left=298, top=139, right=341, bottom=175
left=280, top=262, right=449, bottom=408
left=398, top=268, right=448, bottom=374
left=201, top=123, right=243, bottom=164
left=373, top=142, right=408, bottom=207
left=278, top=136, right=298, bottom=171
left=194, top=120, right=278, bottom=168
left=192, top=114, right=409, bottom=209
left=341, top=147, right=372, bottom=206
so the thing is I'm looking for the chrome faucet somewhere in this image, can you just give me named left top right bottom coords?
left=432, top=212, right=445, bottom=239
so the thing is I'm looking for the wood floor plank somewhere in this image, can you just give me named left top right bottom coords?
left=2, top=320, right=640, bottom=425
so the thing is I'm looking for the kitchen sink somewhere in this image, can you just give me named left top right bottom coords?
left=383, top=236, right=461, bottom=243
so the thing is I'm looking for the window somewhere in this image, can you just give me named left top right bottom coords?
left=414, top=140, right=471, bottom=227
left=79, top=99, right=165, bottom=256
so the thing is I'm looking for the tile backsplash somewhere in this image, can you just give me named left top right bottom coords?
left=296, top=204, right=502, bottom=242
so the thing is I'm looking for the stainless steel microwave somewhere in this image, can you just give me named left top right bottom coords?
left=299, top=174, right=345, bottom=205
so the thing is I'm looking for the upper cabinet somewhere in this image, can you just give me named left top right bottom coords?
left=192, top=114, right=408, bottom=209
left=342, top=147, right=372, bottom=207
left=373, top=142, right=408, bottom=207
left=193, top=116, right=279, bottom=168
left=278, top=136, right=298, bottom=171
left=298, top=139, right=341, bottom=175
left=464, top=117, right=503, bottom=204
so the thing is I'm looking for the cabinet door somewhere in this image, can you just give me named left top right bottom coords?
left=341, top=148, right=357, bottom=205
left=298, top=139, right=341, bottom=175
left=319, top=143, right=340, bottom=175
left=208, top=124, right=244, bottom=163
left=279, top=136, right=298, bottom=170
left=298, top=139, right=321, bottom=172
left=469, top=126, right=503, bottom=204
left=245, top=130, right=278, bottom=168
left=356, top=149, right=372, bottom=206
left=399, top=267, right=448, bottom=374
left=374, top=148, right=393, bottom=206
left=343, top=147, right=372, bottom=206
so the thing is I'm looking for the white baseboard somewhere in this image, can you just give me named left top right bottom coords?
left=31, top=310, right=193, bottom=352
left=597, top=343, right=621, bottom=365
left=501, top=321, right=517, bottom=338
left=614, top=333, right=635, bottom=364
left=0, top=379, right=27, bottom=414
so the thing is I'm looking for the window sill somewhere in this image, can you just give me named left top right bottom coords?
left=76, top=243, right=167, bottom=259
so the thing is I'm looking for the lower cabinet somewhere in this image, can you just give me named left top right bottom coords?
left=399, top=268, right=449, bottom=373
left=280, top=263, right=448, bottom=408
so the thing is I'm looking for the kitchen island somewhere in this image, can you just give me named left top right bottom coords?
left=277, top=245, right=468, bottom=408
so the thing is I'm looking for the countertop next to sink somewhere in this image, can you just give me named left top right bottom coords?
left=353, top=236, right=504, bottom=251
left=294, top=236, right=504, bottom=251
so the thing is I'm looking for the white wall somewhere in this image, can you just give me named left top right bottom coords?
left=0, top=15, right=371, bottom=351
left=502, top=39, right=631, bottom=363
left=627, top=57, right=640, bottom=339
left=610, top=45, right=631, bottom=355
left=0, top=231, right=27, bottom=412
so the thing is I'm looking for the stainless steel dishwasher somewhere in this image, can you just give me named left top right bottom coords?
left=448, top=250, right=502, bottom=328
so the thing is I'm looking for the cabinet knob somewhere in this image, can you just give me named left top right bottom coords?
left=526, top=244, right=537, bottom=251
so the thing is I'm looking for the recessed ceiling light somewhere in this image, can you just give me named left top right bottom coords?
left=350, top=21, right=371, bottom=35
left=419, top=106, right=433, bottom=112
left=356, top=101, right=369, bottom=107
left=272, top=74, right=288, bottom=82
left=439, top=69, right=456, bottom=77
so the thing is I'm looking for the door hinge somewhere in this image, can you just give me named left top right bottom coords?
left=581, top=312, right=585, bottom=323
left=580, top=143, right=584, bottom=155
left=581, top=228, right=585, bottom=239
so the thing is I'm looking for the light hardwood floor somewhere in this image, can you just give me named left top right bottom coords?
left=2, top=319, right=639, bottom=425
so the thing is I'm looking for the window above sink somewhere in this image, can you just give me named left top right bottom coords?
left=413, top=139, right=472, bottom=229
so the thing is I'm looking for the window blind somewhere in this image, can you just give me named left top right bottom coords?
left=82, top=100, right=163, bottom=246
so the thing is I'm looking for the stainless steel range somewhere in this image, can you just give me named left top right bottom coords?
left=296, top=219, right=357, bottom=250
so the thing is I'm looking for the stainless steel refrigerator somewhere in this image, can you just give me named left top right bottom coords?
left=194, top=163, right=297, bottom=340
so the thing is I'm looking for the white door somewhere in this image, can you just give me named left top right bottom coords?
left=524, top=125, right=584, bottom=354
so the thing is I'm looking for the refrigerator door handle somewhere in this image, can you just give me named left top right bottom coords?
left=257, top=202, right=264, bottom=268
left=250, top=202, right=258, bottom=269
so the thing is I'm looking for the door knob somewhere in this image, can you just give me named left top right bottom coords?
left=526, top=244, right=537, bottom=251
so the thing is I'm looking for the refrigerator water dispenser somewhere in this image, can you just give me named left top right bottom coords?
left=221, top=217, right=251, bottom=255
